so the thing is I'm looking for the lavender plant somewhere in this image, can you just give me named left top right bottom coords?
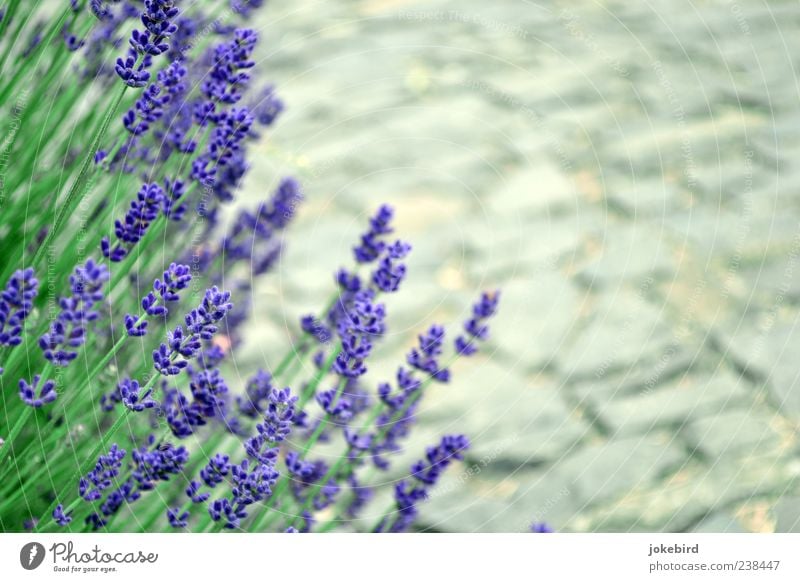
left=0, top=1, right=500, bottom=533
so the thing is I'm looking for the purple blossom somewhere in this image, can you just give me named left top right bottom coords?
left=186, top=480, right=210, bottom=503
left=79, top=444, right=127, bottom=502
left=371, top=240, right=411, bottom=293
left=407, top=324, right=450, bottom=382
left=530, top=522, right=554, bottom=533
left=118, top=378, right=157, bottom=412
left=39, top=260, right=109, bottom=366
left=251, top=84, right=284, bottom=127
left=152, top=286, right=232, bottom=376
left=0, top=268, right=39, bottom=347
left=102, top=183, right=165, bottom=262
left=377, top=435, right=470, bottom=532
left=18, top=375, right=57, bottom=408
left=201, top=29, right=257, bottom=109
left=115, top=0, right=179, bottom=87
left=332, top=290, right=386, bottom=380
left=167, top=507, right=189, bottom=528
left=455, top=291, right=500, bottom=356
left=124, top=262, right=192, bottom=336
left=243, top=386, right=296, bottom=464
left=53, top=504, right=73, bottom=527
left=161, top=177, right=187, bottom=221
left=200, top=453, right=231, bottom=488
left=354, top=205, right=394, bottom=264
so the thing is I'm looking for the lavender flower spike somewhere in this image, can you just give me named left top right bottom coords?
left=118, top=378, right=157, bottom=412
left=152, top=287, right=233, bottom=376
left=115, top=0, right=179, bottom=87
left=0, top=268, right=39, bottom=347
left=53, top=504, right=73, bottom=527
left=377, top=434, right=470, bottom=533
left=455, top=291, right=501, bottom=356
left=102, top=183, right=165, bottom=262
left=79, top=444, right=127, bottom=502
left=19, top=375, right=57, bottom=408
left=124, top=262, right=192, bottom=337
left=354, top=204, right=394, bottom=264
left=39, top=260, right=109, bottom=366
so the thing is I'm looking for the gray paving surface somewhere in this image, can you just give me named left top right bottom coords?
left=235, top=0, right=800, bottom=531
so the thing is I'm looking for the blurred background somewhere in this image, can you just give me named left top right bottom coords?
left=231, top=0, right=800, bottom=531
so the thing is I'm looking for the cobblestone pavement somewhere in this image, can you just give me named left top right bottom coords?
left=236, top=0, right=800, bottom=531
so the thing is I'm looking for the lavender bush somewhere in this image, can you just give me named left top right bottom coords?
left=0, top=0, right=500, bottom=532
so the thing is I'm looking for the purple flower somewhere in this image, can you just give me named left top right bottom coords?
left=530, top=522, right=554, bottom=533
left=79, top=444, right=127, bottom=502
left=455, top=291, right=500, bottom=356
left=237, top=369, right=275, bottom=418
left=371, top=240, right=411, bottom=293
left=407, top=324, right=450, bottom=382
left=167, top=507, right=189, bottom=528
left=53, top=504, right=73, bottom=527
left=201, top=29, right=257, bottom=108
left=130, top=437, right=189, bottom=491
left=200, top=453, right=231, bottom=488
left=191, top=108, right=254, bottom=202
left=102, top=183, right=165, bottom=262
left=121, top=60, right=186, bottom=138
left=354, top=205, right=394, bottom=264
left=208, top=498, right=247, bottom=529
left=18, top=375, right=57, bottom=408
left=124, top=262, right=192, bottom=336
left=0, top=268, right=39, bottom=347
left=185, top=480, right=210, bottom=503
left=377, top=435, right=470, bottom=532
left=161, top=177, right=187, bottom=221
left=332, top=290, right=386, bottom=380
left=118, top=378, right=157, bottom=412
left=152, top=287, right=233, bottom=375
left=244, top=387, right=296, bottom=464
left=39, top=260, right=109, bottom=366
left=115, top=0, right=179, bottom=87
left=251, top=84, right=284, bottom=127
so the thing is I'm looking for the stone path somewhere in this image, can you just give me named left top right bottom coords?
left=237, top=0, right=800, bottom=531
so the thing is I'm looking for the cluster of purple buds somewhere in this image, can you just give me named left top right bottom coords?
left=250, top=84, right=285, bottom=128
left=118, top=59, right=187, bottom=158
left=18, top=375, right=57, bottom=408
left=52, top=504, right=73, bottom=526
left=0, top=268, right=39, bottom=348
left=118, top=378, right=157, bottom=412
left=243, top=386, right=296, bottom=463
left=201, top=29, right=257, bottom=109
left=192, top=108, right=254, bottom=195
left=102, top=183, right=165, bottom=262
left=115, top=0, right=179, bottom=87
left=455, top=291, right=501, bottom=356
left=221, top=177, right=303, bottom=274
left=152, top=286, right=233, bottom=376
left=62, top=22, right=85, bottom=52
left=79, top=438, right=188, bottom=530
left=372, top=240, right=411, bottom=293
left=332, top=290, right=386, bottom=380
left=130, top=438, right=189, bottom=491
left=378, top=434, right=470, bottom=532
left=39, top=259, right=109, bottom=366
left=209, top=387, right=296, bottom=529
left=124, top=262, right=192, bottom=336
left=79, top=444, right=127, bottom=502
left=161, top=177, right=188, bottom=221
left=354, top=205, right=394, bottom=263
left=407, top=324, right=450, bottom=382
